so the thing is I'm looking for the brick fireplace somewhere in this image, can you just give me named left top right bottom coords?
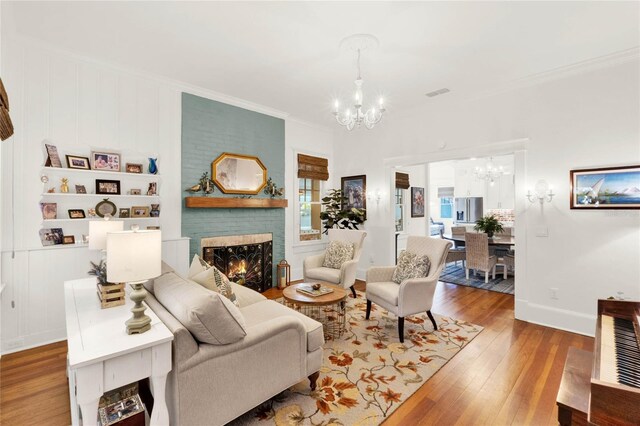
left=201, top=233, right=273, bottom=293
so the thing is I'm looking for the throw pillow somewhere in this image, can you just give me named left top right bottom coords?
left=143, top=261, right=175, bottom=295
left=392, top=250, right=431, bottom=284
left=191, top=266, right=239, bottom=307
left=187, top=254, right=211, bottom=279
left=322, top=240, right=355, bottom=269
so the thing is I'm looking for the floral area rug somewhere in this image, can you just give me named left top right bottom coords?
left=229, top=292, right=483, bottom=426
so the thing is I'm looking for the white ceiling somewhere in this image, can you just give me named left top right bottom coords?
left=3, top=2, right=639, bottom=126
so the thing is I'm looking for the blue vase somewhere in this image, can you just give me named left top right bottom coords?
left=148, top=158, right=158, bottom=175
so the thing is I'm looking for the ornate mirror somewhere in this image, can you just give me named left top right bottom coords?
left=212, top=153, right=267, bottom=195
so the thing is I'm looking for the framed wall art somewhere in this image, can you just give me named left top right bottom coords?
left=95, top=179, right=121, bottom=195
left=91, top=151, right=121, bottom=172
left=411, top=187, right=425, bottom=217
left=570, top=165, right=640, bottom=209
left=341, top=175, right=366, bottom=216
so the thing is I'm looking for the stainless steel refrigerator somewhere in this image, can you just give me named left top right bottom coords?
left=455, top=197, right=483, bottom=223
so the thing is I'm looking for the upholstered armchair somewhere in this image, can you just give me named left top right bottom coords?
left=303, top=229, right=367, bottom=298
left=365, top=236, right=451, bottom=343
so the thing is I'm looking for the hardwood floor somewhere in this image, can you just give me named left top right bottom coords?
left=0, top=281, right=593, bottom=425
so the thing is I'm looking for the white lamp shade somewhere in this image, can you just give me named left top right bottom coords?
left=88, top=220, right=124, bottom=250
left=106, top=230, right=161, bottom=283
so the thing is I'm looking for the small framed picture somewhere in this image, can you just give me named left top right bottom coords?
left=44, top=144, right=62, bottom=168
left=66, top=155, right=91, bottom=170
left=39, top=228, right=63, bottom=246
left=95, top=179, right=121, bottom=195
left=146, top=226, right=160, bottom=230
left=62, top=235, right=75, bottom=245
left=91, top=151, right=121, bottom=172
left=131, top=206, right=150, bottom=218
left=87, top=208, right=97, bottom=218
left=126, top=163, right=143, bottom=174
left=147, top=182, right=157, bottom=195
left=68, top=209, right=86, bottom=219
left=119, top=208, right=130, bottom=218
left=40, top=202, right=57, bottom=220
left=75, top=185, right=87, bottom=194
left=130, top=189, right=141, bottom=195
left=411, top=187, right=425, bottom=218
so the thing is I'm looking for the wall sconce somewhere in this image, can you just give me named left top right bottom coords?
left=526, top=180, right=555, bottom=204
left=367, top=190, right=382, bottom=204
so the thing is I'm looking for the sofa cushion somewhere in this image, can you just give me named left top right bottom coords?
left=392, top=250, right=431, bottom=284
left=304, top=266, right=341, bottom=284
left=240, top=300, right=324, bottom=352
left=154, top=272, right=247, bottom=345
left=191, top=265, right=239, bottom=306
left=366, top=281, right=399, bottom=306
left=143, top=261, right=175, bottom=295
left=322, top=240, right=354, bottom=269
left=231, top=283, right=267, bottom=308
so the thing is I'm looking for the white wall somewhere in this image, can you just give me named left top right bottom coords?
left=334, top=59, right=640, bottom=336
left=429, top=162, right=455, bottom=232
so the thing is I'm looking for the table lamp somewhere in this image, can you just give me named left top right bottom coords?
left=106, top=227, right=161, bottom=335
left=88, top=217, right=124, bottom=251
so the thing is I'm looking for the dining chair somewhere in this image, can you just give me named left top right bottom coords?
left=465, top=232, right=497, bottom=283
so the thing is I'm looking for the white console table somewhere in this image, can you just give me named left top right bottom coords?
left=65, top=278, right=173, bottom=425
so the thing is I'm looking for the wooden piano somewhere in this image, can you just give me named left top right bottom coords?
left=556, top=300, right=640, bottom=425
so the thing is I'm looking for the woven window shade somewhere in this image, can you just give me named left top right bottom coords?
left=437, top=187, right=454, bottom=198
left=395, top=172, right=410, bottom=189
left=0, top=78, right=14, bottom=141
left=298, top=154, right=329, bottom=181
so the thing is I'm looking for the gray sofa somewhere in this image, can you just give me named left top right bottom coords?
left=144, top=268, right=324, bottom=425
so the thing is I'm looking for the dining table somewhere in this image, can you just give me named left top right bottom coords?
left=442, top=233, right=516, bottom=249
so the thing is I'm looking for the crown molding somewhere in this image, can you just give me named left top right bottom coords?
left=285, top=116, right=333, bottom=134
left=6, top=34, right=290, bottom=120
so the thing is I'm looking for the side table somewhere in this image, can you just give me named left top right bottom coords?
left=65, top=278, right=173, bottom=425
left=283, top=283, right=348, bottom=339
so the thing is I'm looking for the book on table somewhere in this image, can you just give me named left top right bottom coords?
left=296, top=284, right=334, bottom=297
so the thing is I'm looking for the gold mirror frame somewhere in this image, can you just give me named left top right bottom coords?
left=211, top=152, right=268, bottom=195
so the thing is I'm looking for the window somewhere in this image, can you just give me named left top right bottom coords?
left=395, top=188, right=404, bottom=232
left=440, top=197, right=453, bottom=219
left=299, top=178, right=322, bottom=241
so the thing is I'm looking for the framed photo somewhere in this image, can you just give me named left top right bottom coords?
left=147, top=182, right=157, bottom=195
left=411, top=187, right=425, bottom=217
left=131, top=206, right=150, bottom=218
left=91, top=151, right=121, bottom=172
left=570, top=165, right=640, bottom=209
left=39, top=228, right=63, bottom=246
left=341, top=175, right=366, bottom=217
left=87, top=208, right=97, bottom=218
left=126, top=163, right=143, bottom=174
left=66, top=155, right=91, bottom=170
left=119, top=208, right=130, bottom=218
left=40, top=202, right=57, bottom=220
left=68, top=209, right=86, bottom=219
left=146, top=226, right=160, bottom=230
left=75, top=185, right=87, bottom=194
left=44, top=144, right=62, bottom=168
left=95, top=179, right=121, bottom=195
left=62, top=235, right=75, bottom=245
left=95, top=199, right=117, bottom=218
left=130, top=189, right=141, bottom=195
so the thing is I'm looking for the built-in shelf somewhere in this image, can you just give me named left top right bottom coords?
left=41, top=166, right=161, bottom=179
left=43, top=217, right=158, bottom=223
left=185, top=197, right=288, bottom=209
left=41, top=193, right=159, bottom=199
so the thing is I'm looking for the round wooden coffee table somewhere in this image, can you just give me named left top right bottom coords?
left=283, top=283, right=348, bottom=339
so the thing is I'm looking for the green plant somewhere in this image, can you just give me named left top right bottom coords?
left=319, top=189, right=366, bottom=234
left=474, top=215, right=504, bottom=237
left=88, top=259, right=108, bottom=284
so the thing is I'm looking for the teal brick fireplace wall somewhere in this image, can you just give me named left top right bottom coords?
left=181, top=93, right=285, bottom=288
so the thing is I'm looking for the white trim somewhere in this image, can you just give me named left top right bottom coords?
left=516, top=299, right=596, bottom=337
left=285, top=116, right=333, bottom=134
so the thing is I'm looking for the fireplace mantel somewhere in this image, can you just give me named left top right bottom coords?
left=185, top=197, right=288, bottom=209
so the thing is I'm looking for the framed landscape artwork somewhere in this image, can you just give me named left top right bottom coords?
left=411, top=187, right=425, bottom=217
left=341, top=175, right=366, bottom=218
left=570, top=165, right=640, bottom=209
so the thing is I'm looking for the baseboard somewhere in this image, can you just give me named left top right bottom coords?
left=515, top=298, right=596, bottom=337
left=1, top=329, right=67, bottom=355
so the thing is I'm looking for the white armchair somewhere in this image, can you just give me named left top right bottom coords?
left=303, top=229, right=367, bottom=298
left=365, top=236, right=451, bottom=343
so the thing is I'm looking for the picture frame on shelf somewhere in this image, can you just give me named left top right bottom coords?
left=91, top=151, right=121, bottom=172
left=119, top=208, right=130, bottom=218
left=39, top=228, right=63, bottom=246
left=125, top=163, right=143, bottom=174
left=95, top=199, right=117, bottom=218
left=40, top=202, right=57, bottom=220
left=62, top=235, right=75, bottom=245
left=147, top=226, right=160, bottom=230
left=131, top=206, right=150, bottom=218
left=95, top=179, right=121, bottom=195
left=130, top=189, right=141, bottom=195
left=147, top=182, right=157, bottom=195
left=87, top=208, right=97, bottom=218
left=75, top=185, right=87, bottom=194
left=341, top=175, right=366, bottom=216
left=68, top=209, right=86, bottom=219
left=570, top=165, right=640, bottom=209
left=44, top=144, right=62, bottom=168
left=66, top=155, right=91, bottom=170
left=411, top=187, right=425, bottom=218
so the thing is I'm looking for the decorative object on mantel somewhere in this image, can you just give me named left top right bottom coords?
left=185, top=172, right=215, bottom=195
left=211, top=152, right=267, bottom=195
left=264, top=177, right=284, bottom=198
left=148, top=157, right=158, bottom=175
left=569, top=165, right=640, bottom=209
left=106, top=226, right=161, bottom=334
left=332, top=34, right=386, bottom=130
left=320, top=188, right=366, bottom=234
left=185, top=196, right=288, bottom=209
left=0, top=78, right=14, bottom=141
left=277, top=259, right=290, bottom=289
left=474, top=214, right=504, bottom=238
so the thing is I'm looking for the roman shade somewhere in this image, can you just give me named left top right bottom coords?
left=437, top=187, right=454, bottom=198
left=395, top=172, right=410, bottom=189
left=298, top=154, right=329, bottom=181
left=0, top=78, right=14, bottom=141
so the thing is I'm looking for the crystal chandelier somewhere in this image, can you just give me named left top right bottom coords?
left=474, top=157, right=504, bottom=186
left=332, top=34, right=385, bottom=130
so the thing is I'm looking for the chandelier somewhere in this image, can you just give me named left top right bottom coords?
left=332, top=34, right=385, bottom=130
left=474, top=157, right=504, bottom=186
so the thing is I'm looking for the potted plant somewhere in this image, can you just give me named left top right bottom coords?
left=474, top=214, right=504, bottom=238
left=88, top=259, right=108, bottom=285
left=319, top=189, right=366, bottom=234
